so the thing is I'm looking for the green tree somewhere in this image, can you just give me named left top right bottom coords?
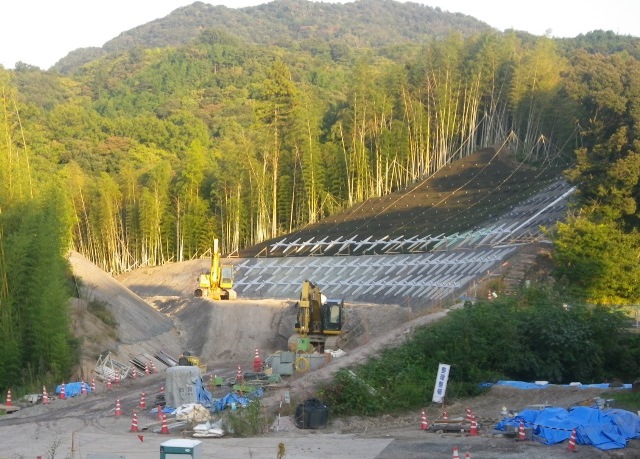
left=552, top=217, right=640, bottom=304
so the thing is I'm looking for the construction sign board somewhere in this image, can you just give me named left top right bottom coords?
left=432, top=363, right=450, bottom=403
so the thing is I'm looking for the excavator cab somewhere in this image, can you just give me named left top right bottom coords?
left=322, top=299, right=343, bottom=332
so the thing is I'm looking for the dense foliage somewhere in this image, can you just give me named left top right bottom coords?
left=551, top=47, right=640, bottom=304
left=321, top=289, right=640, bottom=416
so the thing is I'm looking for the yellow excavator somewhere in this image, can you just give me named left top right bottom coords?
left=194, top=239, right=237, bottom=300
left=288, top=280, right=344, bottom=352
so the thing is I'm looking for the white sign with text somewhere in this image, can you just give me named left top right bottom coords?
left=432, top=363, right=450, bottom=403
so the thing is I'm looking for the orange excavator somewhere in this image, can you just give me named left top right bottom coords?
left=194, top=239, right=237, bottom=300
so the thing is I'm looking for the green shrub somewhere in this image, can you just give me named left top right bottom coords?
left=224, top=400, right=268, bottom=437
left=320, top=287, right=640, bottom=416
left=88, top=299, right=118, bottom=328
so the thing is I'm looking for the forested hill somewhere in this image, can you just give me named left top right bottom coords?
left=53, top=0, right=491, bottom=73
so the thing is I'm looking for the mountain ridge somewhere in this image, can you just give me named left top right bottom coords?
left=52, top=0, right=493, bottom=73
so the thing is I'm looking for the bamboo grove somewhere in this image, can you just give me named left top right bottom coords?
left=2, top=29, right=639, bottom=276
left=2, top=31, right=577, bottom=276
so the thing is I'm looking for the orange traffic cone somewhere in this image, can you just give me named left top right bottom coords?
left=236, top=365, right=244, bottom=384
left=107, top=377, right=112, bottom=390
left=567, top=427, right=577, bottom=452
left=517, top=419, right=526, bottom=441
left=130, top=412, right=139, bottom=432
left=469, top=416, right=479, bottom=436
left=466, top=407, right=473, bottom=422
left=115, top=399, right=122, bottom=416
left=59, top=383, right=66, bottom=400
left=139, top=392, right=146, bottom=409
left=42, top=386, right=49, bottom=404
left=442, top=410, right=448, bottom=420
left=81, top=380, right=87, bottom=395
left=91, top=378, right=96, bottom=393
left=5, top=389, right=12, bottom=406
left=253, top=348, right=263, bottom=372
left=160, top=413, right=170, bottom=434
left=452, top=446, right=460, bottom=459
left=420, top=409, right=429, bottom=430
left=157, top=405, right=163, bottom=421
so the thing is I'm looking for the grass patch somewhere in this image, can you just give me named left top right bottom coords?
left=88, top=299, right=118, bottom=328
left=608, top=390, right=640, bottom=412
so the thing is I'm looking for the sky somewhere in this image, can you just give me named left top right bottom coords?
left=2, top=0, right=639, bottom=70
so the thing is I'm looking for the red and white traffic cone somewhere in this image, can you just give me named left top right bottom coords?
left=5, top=389, right=12, bottom=406
left=59, top=383, right=66, bottom=400
left=452, top=446, right=460, bottom=459
left=420, top=409, right=429, bottom=430
left=236, top=365, right=243, bottom=384
left=469, top=416, right=478, bottom=436
left=253, top=348, right=263, bottom=372
left=130, top=412, right=139, bottom=432
left=465, top=453, right=471, bottom=459
left=442, top=410, right=448, bottom=420
left=466, top=407, right=473, bottom=422
left=567, top=427, right=577, bottom=452
left=517, top=419, right=526, bottom=441
left=91, top=378, right=96, bottom=393
left=139, top=392, right=146, bottom=409
left=160, top=413, right=170, bottom=434
left=81, top=380, right=87, bottom=395
left=145, top=363, right=150, bottom=375
left=157, top=405, right=163, bottom=421
left=106, top=377, right=112, bottom=390
left=115, top=370, right=120, bottom=384
left=132, top=369, right=137, bottom=379
left=151, top=362, right=157, bottom=373
left=115, top=399, right=122, bottom=416
left=159, top=385, right=164, bottom=394
left=42, top=386, right=49, bottom=405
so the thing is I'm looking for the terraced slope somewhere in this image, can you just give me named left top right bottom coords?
left=238, top=147, right=567, bottom=258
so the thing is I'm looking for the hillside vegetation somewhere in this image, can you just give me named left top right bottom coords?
left=53, top=0, right=491, bottom=73
left=1, top=0, right=640, bottom=392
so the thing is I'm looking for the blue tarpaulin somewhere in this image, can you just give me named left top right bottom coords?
left=55, top=381, right=92, bottom=397
left=496, top=407, right=640, bottom=450
left=493, top=380, right=632, bottom=390
left=195, top=376, right=213, bottom=408
left=214, top=387, right=265, bottom=412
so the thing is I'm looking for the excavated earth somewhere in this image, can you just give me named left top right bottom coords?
left=2, top=148, right=639, bottom=458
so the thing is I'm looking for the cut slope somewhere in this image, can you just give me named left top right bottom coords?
left=68, top=251, right=182, bottom=372
left=238, top=147, right=566, bottom=257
